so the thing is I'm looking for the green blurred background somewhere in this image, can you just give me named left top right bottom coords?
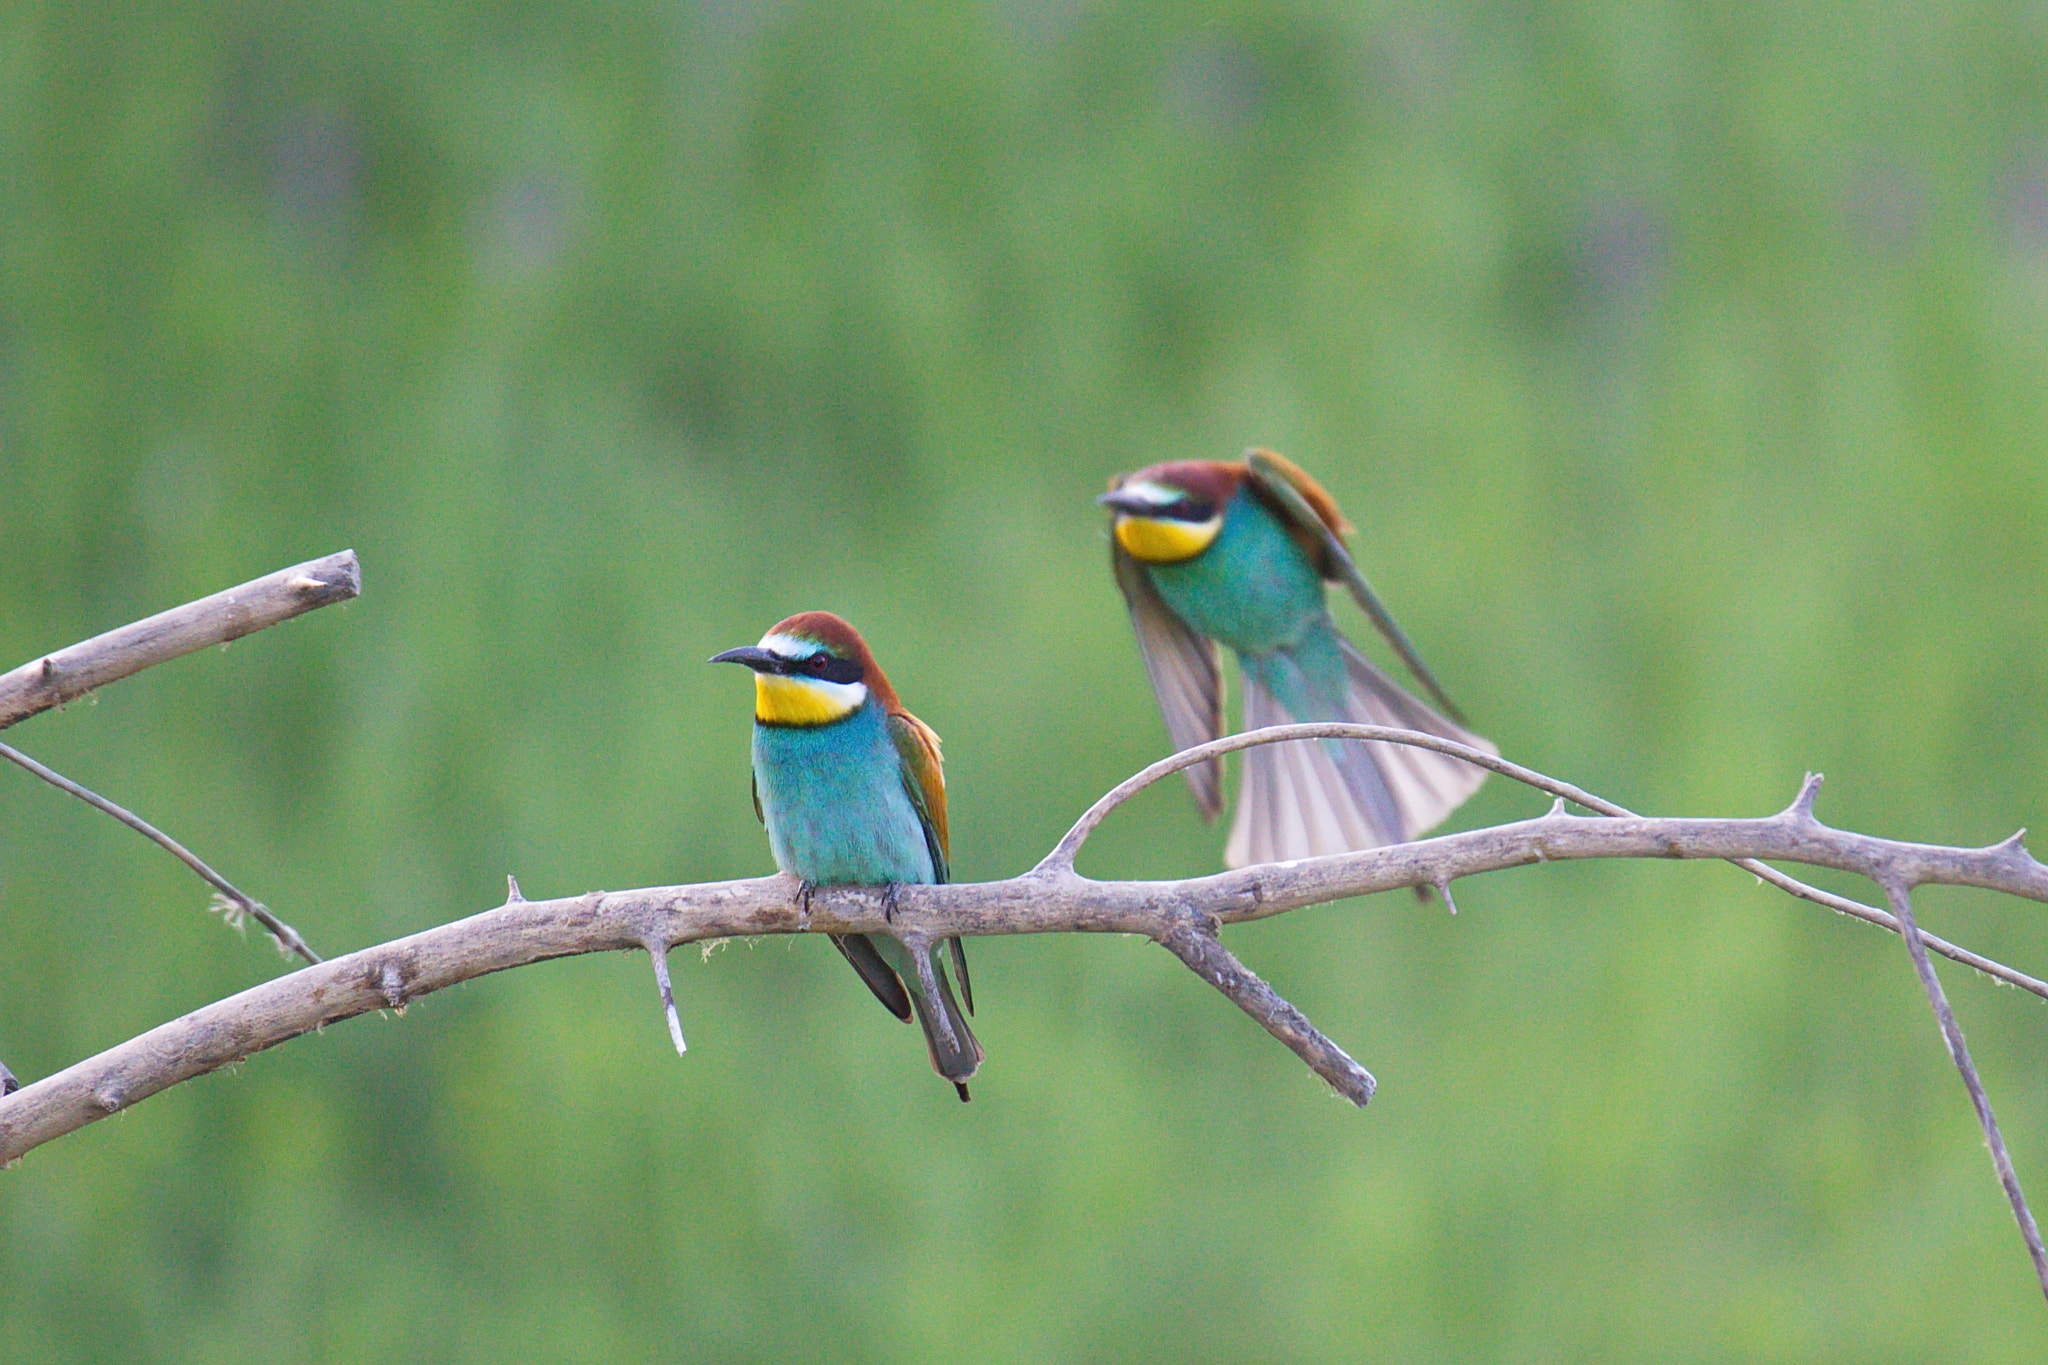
left=4, top=1, right=2047, bottom=1359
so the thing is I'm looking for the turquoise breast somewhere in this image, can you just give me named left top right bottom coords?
left=752, top=702, right=937, bottom=886
left=1144, top=486, right=1327, bottom=654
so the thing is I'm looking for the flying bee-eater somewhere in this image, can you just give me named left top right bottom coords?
left=711, top=611, right=981, bottom=1100
left=1099, top=448, right=1495, bottom=867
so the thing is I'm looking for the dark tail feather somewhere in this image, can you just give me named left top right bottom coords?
left=908, top=956, right=982, bottom=1099
left=948, top=937, right=974, bottom=1014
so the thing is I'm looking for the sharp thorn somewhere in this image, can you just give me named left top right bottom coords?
left=1786, top=772, right=1824, bottom=822
left=648, top=942, right=687, bottom=1057
left=505, top=873, right=526, bottom=903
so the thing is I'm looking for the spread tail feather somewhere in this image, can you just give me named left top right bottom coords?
left=1225, top=639, right=1493, bottom=868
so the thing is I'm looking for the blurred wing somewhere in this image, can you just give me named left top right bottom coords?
left=888, top=709, right=950, bottom=884
left=1245, top=449, right=1469, bottom=725
left=1110, top=542, right=1226, bottom=819
left=1224, top=644, right=1495, bottom=867
left=1336, top=638, right=1494, bottom=840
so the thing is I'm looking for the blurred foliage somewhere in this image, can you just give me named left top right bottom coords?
left=4, top=0, right=2048, bottom=1359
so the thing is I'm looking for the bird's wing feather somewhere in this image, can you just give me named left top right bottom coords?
left=1227, top=670, right=1398, bottom=866
left=887, top=709, right=976, bottom=1016
left=887, top=709, right=950, bottom=883
left=832, top=934, right=912, bottom=1021
left=1244, top=448, right=1469, bottom=724
left=1109, top=541, right=1226, bottom=819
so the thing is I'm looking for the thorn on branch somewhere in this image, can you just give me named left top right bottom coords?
left=1786, top=772, right=1825, bottom=823
left=645, top=940, right=687, bottom=1057
left=1435, top=879, right=1459, bottom=916
left=1546, top=797, right=1569, bottom=818
left=0, top=1059, right=17, bottom=1097
left=506, top=874, right=526, bottom=904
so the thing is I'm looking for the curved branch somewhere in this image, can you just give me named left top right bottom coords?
left=1042, top=726, right=2048, bottom=999
left=5, top=754, right=2047, bottom=1164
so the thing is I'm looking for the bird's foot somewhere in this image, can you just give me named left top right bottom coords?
left=796, top=879, right=816, bottom=925
left=881, top=882, right=901, bottom=924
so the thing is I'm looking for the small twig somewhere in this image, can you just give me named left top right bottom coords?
left=1882, top=881, right=2048, bottom=1301
left=645, top=940, right=687, bottom=1056
left=0, top=740, right=320, bottom=966
left=1154, top=911, right=1377, bottom=1105
left=0, top=549, right=361, bottom=732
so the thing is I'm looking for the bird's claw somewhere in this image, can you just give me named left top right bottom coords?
left=881, top=882, right=901, bottom=924
left=796, top=879, right=816, bottom=925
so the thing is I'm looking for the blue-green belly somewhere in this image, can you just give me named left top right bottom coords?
left=1145, top=486, right=1350, bottom=721
left=1144, top=486, right=1327, bottom=655
left=752, top=706, right=936, bottom=886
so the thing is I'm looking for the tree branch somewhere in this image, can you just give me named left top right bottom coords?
left=0, top=553, right=357, bottom=966
left=1880, top=880, right=2048, bottom=1296
left=0, top=548, right=361, bottom=732
left=5, top=750, right=2045, bottom=1168
left=1043, top=726, right=2048, bottom=1000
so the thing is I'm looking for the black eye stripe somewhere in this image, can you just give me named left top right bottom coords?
left=1150, top=497, right=1215, bottom=523
left=779, top=652, right=862, bottom=685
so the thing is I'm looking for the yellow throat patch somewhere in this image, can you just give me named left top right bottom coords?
left=754, top=671, right=862, bottom=726
left=1114, top=513, right=1222, bottom=564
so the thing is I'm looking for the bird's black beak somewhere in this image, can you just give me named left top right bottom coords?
left=710, top=646, right=782, bottom=672
left=1096, top=489, right=1153, bottom=516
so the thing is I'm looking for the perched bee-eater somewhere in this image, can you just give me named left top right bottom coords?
left=711, top=611, right=981, bottom=1100
left=1099, top=449, right=1495, bottom=867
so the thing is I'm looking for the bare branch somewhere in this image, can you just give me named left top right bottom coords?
left=1041, top=727, right=2048, bottom=999
left=0, top=549, right=361, bottom=732
left=1153, top=907, right=1376, bottom=1104
left=645, top=938, right=687, bottom=1056
left=1881, top=881, right=2048, bottom=1298
left=0, top=741, right=320, bottom=965
left=7, top=736, right=2048, bottom=1164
